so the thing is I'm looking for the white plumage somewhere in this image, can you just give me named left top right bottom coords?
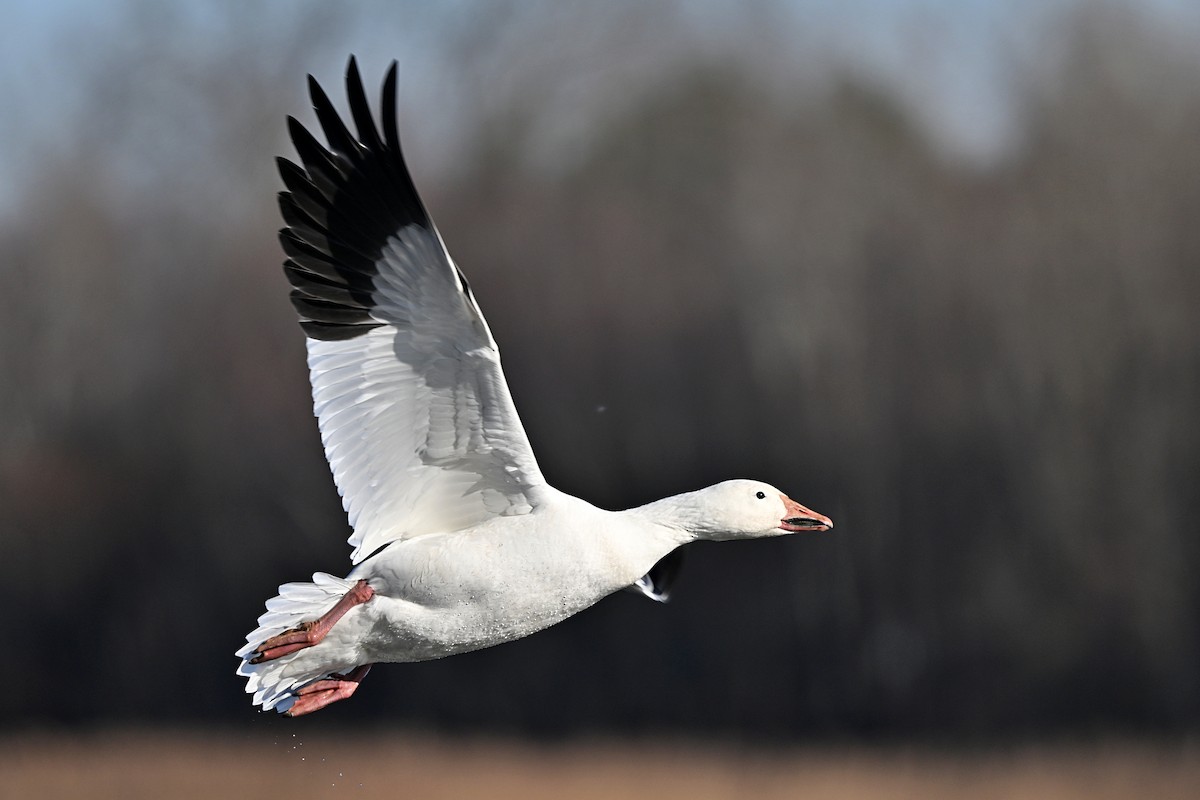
left=236, top=57, right=832, bottom=717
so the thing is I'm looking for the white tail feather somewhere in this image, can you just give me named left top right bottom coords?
left=235, top=572, right=357, bottom=712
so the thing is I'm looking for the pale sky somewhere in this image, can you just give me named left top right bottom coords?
left=2, top=0, right=1198, bottom=217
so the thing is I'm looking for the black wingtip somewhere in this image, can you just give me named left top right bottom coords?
left=275, top=155, right=298, bottom=181
left=277, top=58, right=435, bottom=341
left=306, top=74, right=324, bottom=109
left=344, top=57, right=363, bottom=105
left=309, top=71, right=359, bottom=159
left=382, top=62, right=400, bottom=156
left=307, top=74, right=330, bottom=112
left=285, top=115, right=305, bottom=139
left=345, top=56, right=382, bottom=154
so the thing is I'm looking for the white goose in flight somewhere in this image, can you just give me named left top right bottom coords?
left=236, top=57, right=833, bottom=717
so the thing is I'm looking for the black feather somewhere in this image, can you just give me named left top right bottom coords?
left=275, top=57, right=453, bottom=341
left=309, top=74, right=360, bottom=161
left=345, top=57, right=385, bottom=155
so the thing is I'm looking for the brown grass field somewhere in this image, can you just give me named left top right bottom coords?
left=2, top=730, right=1198, bottom=799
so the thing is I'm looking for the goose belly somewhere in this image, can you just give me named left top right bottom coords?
left=349, top=525, right=630, bottom=663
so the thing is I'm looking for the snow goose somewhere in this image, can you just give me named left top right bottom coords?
left=236, top=57, right=833, bottom=717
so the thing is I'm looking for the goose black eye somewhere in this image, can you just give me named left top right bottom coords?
left=755, top=491, right=766, bottom=499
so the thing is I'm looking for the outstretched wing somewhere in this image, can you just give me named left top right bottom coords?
left=278, top=57, right=548, bottom=564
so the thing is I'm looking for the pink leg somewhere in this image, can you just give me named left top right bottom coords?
left=250, top=579, right=375, bottom=664
left=285, top=664, right=373, bottom=717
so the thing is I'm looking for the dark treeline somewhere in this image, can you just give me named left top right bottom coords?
left=2, top=4, right=1198, bottom=739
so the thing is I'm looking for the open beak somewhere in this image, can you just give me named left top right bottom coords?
left=779, top=495, right=833, bottom=532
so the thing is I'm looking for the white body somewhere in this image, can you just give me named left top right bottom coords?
left=314, top=494, right=680, bottom=667
left=237, top=479, right=822, bottom=712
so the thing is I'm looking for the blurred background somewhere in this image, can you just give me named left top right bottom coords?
left=2, top=0, right=1199, bottom=781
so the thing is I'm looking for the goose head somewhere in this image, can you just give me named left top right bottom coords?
left=666, top=479, right=833, bottom=541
